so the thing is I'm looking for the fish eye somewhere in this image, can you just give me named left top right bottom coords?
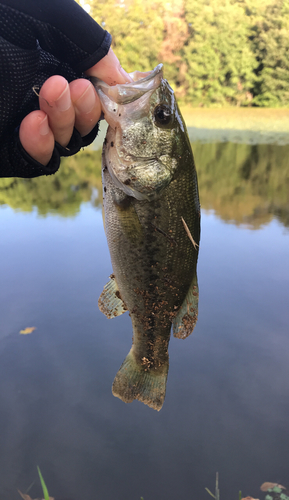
left=154, top=104, right=172, bottom=127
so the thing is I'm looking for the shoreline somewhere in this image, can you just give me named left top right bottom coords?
left=92, top=108, right=289, bottom=150
left=180, top=107, right=289, bottom=133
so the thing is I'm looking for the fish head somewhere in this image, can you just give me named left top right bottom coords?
left=93, top=65, right=186, bottom=200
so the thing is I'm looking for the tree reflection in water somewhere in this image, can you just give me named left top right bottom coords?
left=0, top=141, right=288, bottom=229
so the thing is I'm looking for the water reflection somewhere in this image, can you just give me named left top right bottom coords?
left=0, top=138, right=289, bottom=499
left=194, top=141, right=289, bottom=228
left=0, top=204, right=288, bottom=500
left=0, top=149, right=103, bottom=216
left=1, top=141, right=288, bottom=229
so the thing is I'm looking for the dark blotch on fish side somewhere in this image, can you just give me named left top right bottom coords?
left=111, top=141, right=114, bottom=147
left=124, top=179, right=131, bottom=185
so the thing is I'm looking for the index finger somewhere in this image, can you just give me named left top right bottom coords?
left=85, top=48, right=133, bottom=85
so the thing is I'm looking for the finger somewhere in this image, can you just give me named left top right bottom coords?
left=69, top=79, right=101, bottom=137
left=39, top=75, right=75, bottom=147
left=19, top=110, right=55, bottom=166
left=85, top=48, right=133, bottom=85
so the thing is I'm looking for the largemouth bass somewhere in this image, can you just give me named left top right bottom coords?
left=94, top=65, right=200, bottom=411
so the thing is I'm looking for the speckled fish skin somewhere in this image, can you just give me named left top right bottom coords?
left=94, top=65, right=200, bottom=411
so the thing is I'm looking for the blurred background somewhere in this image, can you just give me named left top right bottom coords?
left=78, top=0, right=289, bottom=108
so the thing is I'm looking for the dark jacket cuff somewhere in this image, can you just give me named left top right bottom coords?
left=74, top=32, right=112, bottom=73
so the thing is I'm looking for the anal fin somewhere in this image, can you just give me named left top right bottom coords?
left=98, top=274, right=127, bottom=319
left=173, top=275, right=199, bottom=339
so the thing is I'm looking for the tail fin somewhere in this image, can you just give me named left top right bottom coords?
left=112, top=349, right=168, bottom=411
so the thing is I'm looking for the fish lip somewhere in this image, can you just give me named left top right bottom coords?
left=129, top=64, right=163, bottom=85
left=92, top=63, right=163, bottom=88
left=91, top=64, right=164, bottom=105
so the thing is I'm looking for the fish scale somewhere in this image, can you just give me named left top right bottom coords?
left=94, top=65, right=200, bottom=410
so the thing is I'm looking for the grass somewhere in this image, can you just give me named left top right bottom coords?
left=179, top=106, right=289, bottom=133
left=24, top=470, right=286, bottom=500
left=205, top=472, right=220, bottom=500
left=37, top=467, right=50, bottom=500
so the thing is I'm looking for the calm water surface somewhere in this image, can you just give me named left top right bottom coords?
left=0, top=137, right=288, bottom=500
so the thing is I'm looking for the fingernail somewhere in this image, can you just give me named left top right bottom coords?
left=56, top=83, right=71, bottom=111
left=39, top=115, right=49, bottom=136
left=75, top=84, right=96, bottom=114
left=119, top=66, right=133, bottom=83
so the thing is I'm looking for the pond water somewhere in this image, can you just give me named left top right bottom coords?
left=0, top=133, right=288, bottom=500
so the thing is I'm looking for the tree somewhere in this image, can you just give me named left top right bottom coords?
left=78, top=0, right=189, bottom=96
left=85, top=0, right=164, bottom=73
left=183, top=0, right=258, bottom=106
left=157, top=0, right=189, bottom=98
left=251, top=0, right=289, bottom=107
left=76, top=0, right=289, bottom=106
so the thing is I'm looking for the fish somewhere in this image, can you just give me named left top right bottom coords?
left=93, top=64, right=200, bottom=411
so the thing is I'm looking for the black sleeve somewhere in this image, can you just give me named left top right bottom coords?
left=0, top=0, right=111, bottom=178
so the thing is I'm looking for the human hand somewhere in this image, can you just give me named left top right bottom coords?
left=19, top=49, right=132, bottom=166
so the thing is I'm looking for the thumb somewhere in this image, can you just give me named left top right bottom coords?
left=85, top=48, right=133, bottom=85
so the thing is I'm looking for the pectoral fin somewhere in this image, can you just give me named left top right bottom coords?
left=98, top=274, right=127, bottom=319
left=173, top=275, right=199, bottom=339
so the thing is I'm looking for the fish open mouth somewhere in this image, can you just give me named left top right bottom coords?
left=93, top=64, right=177, bottom=201
left=91, top=64, right=163, bottom=105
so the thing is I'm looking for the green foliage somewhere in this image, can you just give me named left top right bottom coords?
left=183, top=0, right=258, bottom=106
left=37, top=467, right=50, bottom=500
left=251, top=0, right=289, bottom=106
left=78, top=0, right=289, bottom=107
left=88, top=0, right=164, bottom=73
